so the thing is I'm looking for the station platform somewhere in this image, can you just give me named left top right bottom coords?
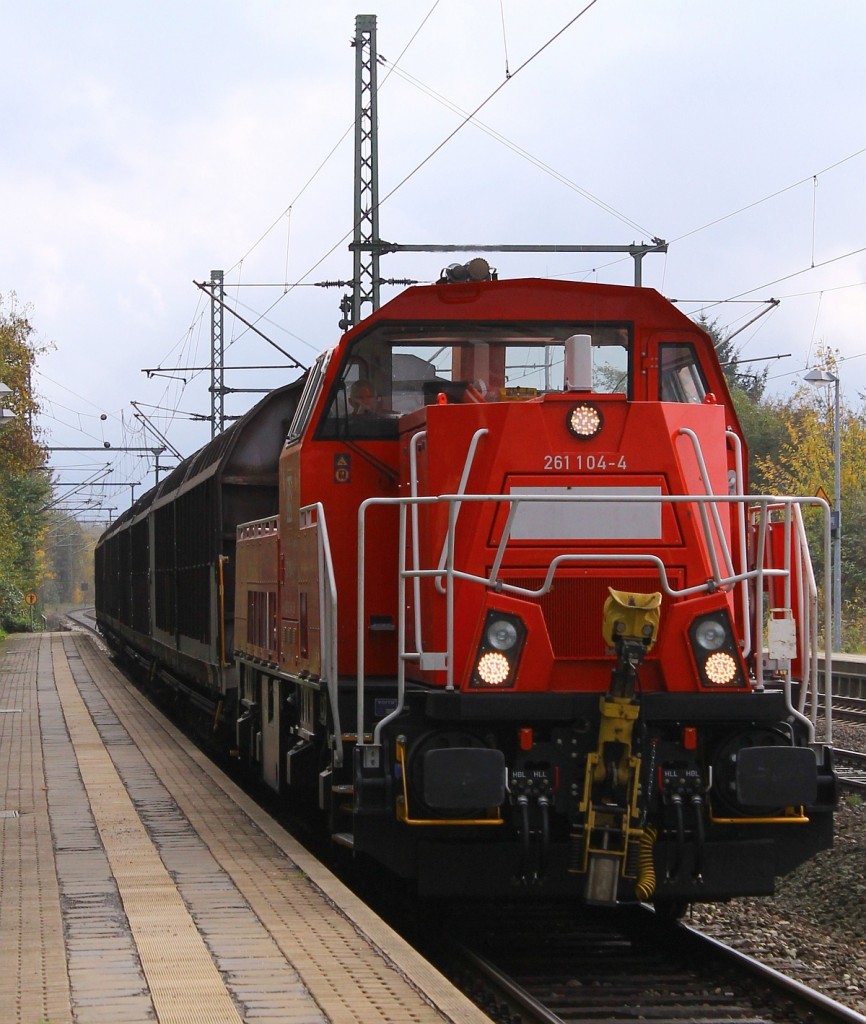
left=0, top=631, right=489, bottom=1024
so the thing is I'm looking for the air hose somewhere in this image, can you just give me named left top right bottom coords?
left=536, top=794, right=550, bottom=881
left=691, top=793, right=706, bottom=883
left=635, top=826, right=658, bottom=901
left=516, top=794, right=531, bottom=882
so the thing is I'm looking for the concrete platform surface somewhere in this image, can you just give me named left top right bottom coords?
left=0, top=631, right=490, bottom=1024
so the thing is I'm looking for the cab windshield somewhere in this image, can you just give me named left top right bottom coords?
left=318, top=320, right=631, bottom=439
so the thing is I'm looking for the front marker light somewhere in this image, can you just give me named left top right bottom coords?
left=566, top=402, right=603, bottom=439
left=688, top=610, right=746, bottom=688
left=476, top=651, right=511, bottom=686
left=470, top=610, right=527, bottom=689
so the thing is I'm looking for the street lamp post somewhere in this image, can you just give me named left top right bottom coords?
left=804, top=368, right=842, bottom=650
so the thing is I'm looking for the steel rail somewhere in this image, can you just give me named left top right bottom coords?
left=678, top=922, right=866, bottom=1024
left=445, top=917, right=866, bottom=1024
left=833, top=747, right=866, bottom=793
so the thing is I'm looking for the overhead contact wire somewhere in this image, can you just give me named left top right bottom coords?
left=286, top=2, right=606, bottom=295
left=380, top=60, right=651, bottom=236
left=376, top=1, right=602, bottom=211
left=670, top=145, right=866, bottom=247
left=231, top=2, right=443, bottom=279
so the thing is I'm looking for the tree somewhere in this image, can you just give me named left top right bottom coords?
left=729, top=388, right=791, bottom=493
left=0, top=295, right=51, bottom=629
left=696, top=313, right=768, bottom=402
left=754, top=345, right=866, bottom=649
left=694, top=313, right=788, bottom=490
left=41, top=514, right=98, bottom=610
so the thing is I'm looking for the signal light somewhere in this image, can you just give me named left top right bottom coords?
left=566, top=402, right=603, bottom=439
left=470, top=610, right=526, bottom=689
left=704, top=651, right=738, bottom=685
left=688, top=610, right=745, bottom=688
left=694, top=618, right=726, bottom=651
left=487, top=618, right=519, bottom=651
left=476, top=651, right=511, bottom=686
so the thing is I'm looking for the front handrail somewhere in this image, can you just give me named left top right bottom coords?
left=300, top=502, right=343, bottom=766
left=726, top=428, right=752, bottom=659
left=356, top=490, right=832, bottom=748
left=433, top=428, right=489, bottom=595
left=678, top=427, right=735, bottom=585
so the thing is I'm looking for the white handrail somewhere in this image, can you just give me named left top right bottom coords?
left=409, top=430, right=427, bottom=654
left=677, top=428, right=726, bottom=583
left=300, top=502, right=343, bottom=767
left=725, top=428, right=752, bottom=659
left=433, top=428, right=489, bottom=594
left=355, top=489, right=832, bottom=746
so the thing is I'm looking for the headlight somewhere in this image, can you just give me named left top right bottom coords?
left=487, top=619, right=518, bottom=651
left=566, top=402, right=603, bottom=439
left=694, top=618, right=726, bottom=651
left=470, top=610, right=527, bottom=689
left=688, top=610, right=746, bottom=688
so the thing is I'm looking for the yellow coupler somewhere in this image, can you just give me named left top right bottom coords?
left=573, top=695, right=651, bottom=904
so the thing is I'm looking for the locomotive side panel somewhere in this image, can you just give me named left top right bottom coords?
left=279, top=440, right=401, bottom=681
left=234, top=517, right=280, bottom=665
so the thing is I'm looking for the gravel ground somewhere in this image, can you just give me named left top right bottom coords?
left=688, top=719, right=866, bottom=1015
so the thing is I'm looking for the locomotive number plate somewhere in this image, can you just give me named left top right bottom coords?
left=543, top=453, right=627, bottom=471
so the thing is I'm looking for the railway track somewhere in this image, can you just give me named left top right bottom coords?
left=834, top=695, right=866, bottom=721
left=834, top=748, right=866, bottom=793
left=430, top=903, right=866, bottom=1024
left=64, top=611, right=865, bottom=1020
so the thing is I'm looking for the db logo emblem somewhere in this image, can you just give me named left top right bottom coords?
left=334, top=453, right=351, bottom=484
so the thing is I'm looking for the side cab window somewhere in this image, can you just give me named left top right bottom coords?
left=286, top=350, right=331, bottom=445
left=658, top=343, right=709, bottom=403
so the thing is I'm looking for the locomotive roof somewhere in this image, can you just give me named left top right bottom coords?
left=350, top=278, right=704, bottom=336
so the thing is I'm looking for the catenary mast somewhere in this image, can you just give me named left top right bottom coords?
left=343, top=14, right=380, bottom=330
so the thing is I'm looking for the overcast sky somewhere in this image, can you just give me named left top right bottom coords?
left=4, top=1, right=865, bottom=517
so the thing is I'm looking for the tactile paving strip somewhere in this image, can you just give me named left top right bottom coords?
left=50, top=637, right=246, bottom=1024
left=71, top=632, right=487, bottom=1024
left=37, top=638, right=155, bottom=1023
left=61, top=637, right=326, bottom=1024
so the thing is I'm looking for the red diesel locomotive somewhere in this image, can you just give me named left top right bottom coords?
left=96, top=267, right=837, bottom=910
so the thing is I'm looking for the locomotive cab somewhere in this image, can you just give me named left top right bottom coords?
left=231, top=274, right=837, bottom=908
